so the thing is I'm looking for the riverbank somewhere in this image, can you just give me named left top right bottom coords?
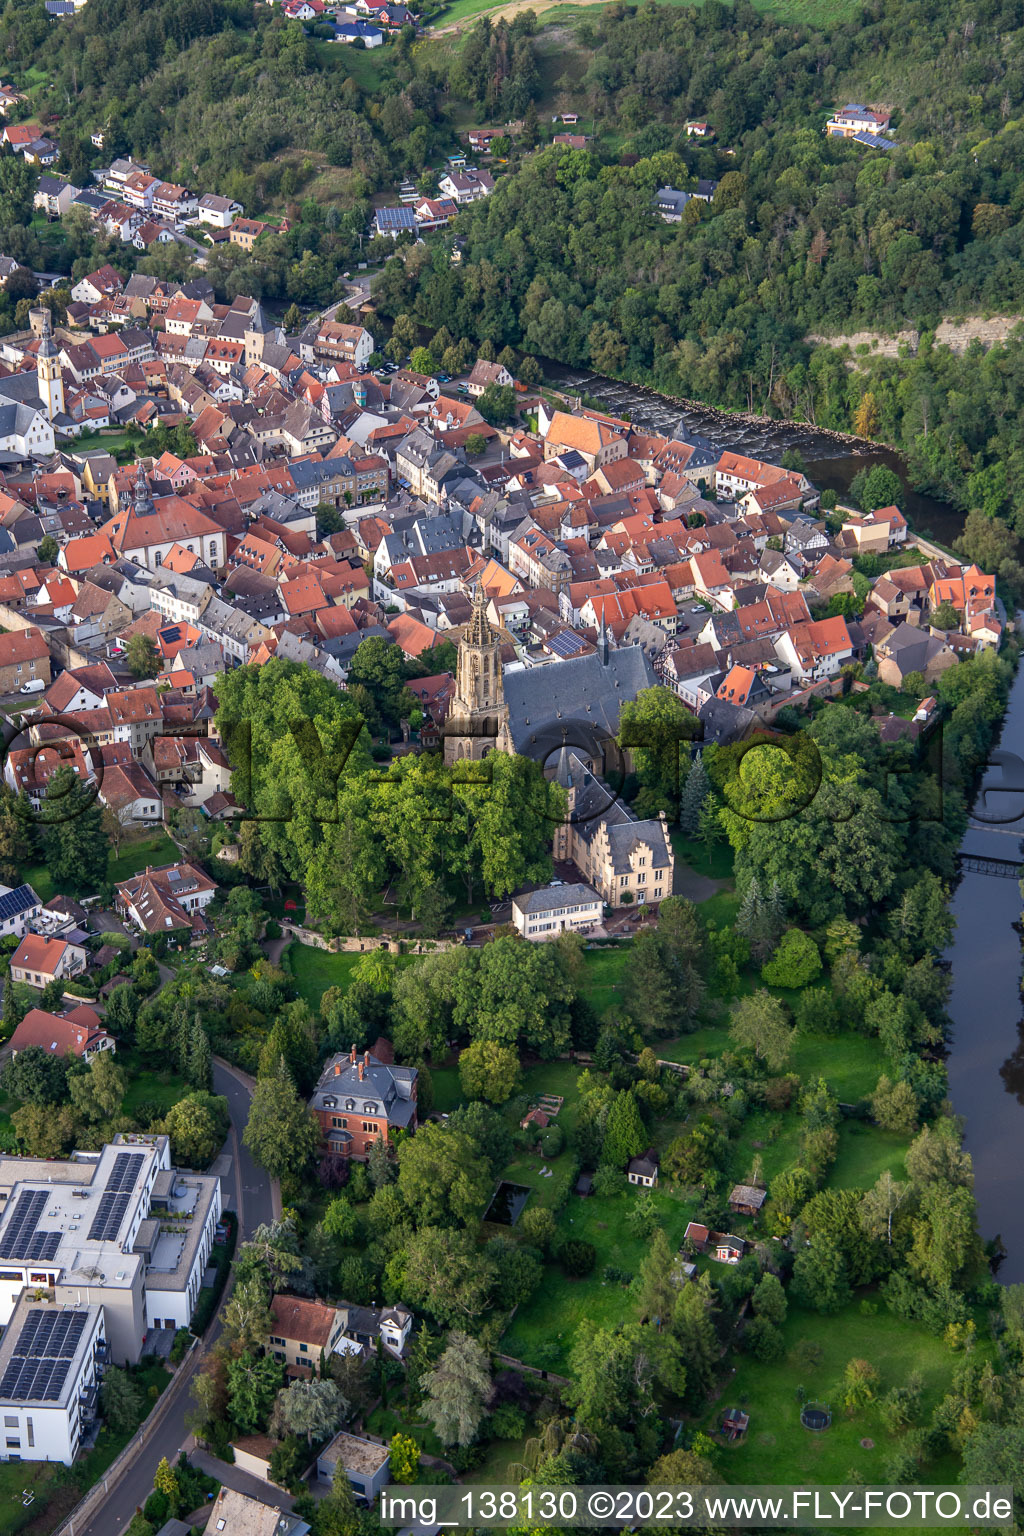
left=544, top=364, right=969, bottom=548
left=945, top=628, right=1024, bottom=1283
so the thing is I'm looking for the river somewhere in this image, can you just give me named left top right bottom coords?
left=946, top=670, right=1024, bottom=1281
left=547, top=365, right=967, bottom=545
left=548, top=364, right=1024, bottom=1276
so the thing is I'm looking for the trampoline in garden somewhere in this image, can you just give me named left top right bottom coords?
left=801, top=1403, right=832, bottom=1432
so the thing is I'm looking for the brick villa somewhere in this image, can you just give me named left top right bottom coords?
left=309, top=1046, right=418, bottom=1160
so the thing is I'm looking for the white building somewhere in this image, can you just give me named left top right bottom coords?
left=0, top=1294, right=106, bottom=1465
left=0, top=884, right=43, bottom=940
left=0, top=1135, right=221, bottom=1366
left=512, top=882, right=603, bottom=939
left=196, top=194, right=243, bottom=228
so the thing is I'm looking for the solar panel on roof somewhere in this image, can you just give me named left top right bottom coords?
left=88, top=1189, right=132, bottom=1242
left=0, top=1309, right=88, bottom=1402
left=105, top=1151, right=144, bottom=1194
left=0, top=885, right=37, bottom=922
left=0, top=1190, right=61, bottom=1262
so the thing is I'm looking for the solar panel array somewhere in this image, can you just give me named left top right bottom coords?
left=87, top=1151, right=143, bottom=1242
left=106, top=1152, right=144, bottom=1194
left=0, top=1191, right=61, bottom=1263
left=0, top=1311, right=89, bottom=1403
left=0, top=886, right=36, bottom=924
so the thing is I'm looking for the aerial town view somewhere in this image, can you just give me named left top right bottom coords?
left=0, top=0, right=1022, bottom=1530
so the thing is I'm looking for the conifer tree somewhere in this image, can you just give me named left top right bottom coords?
left=679, top=750, right=710, bottom=836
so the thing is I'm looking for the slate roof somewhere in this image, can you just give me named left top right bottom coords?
left=514, top=882, right=601, bottom=914
left=310, top=1049, right=417, bottom=1126
left=555, top=749, right=672, bottom=874
left=502, top=644, right=657, bottom=760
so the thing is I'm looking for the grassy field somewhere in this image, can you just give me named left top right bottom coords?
left=671, top=830, right=735, bottom=883
left=19, top=830, right=178, bottom=905
left=702, top=1300, right=983, bottom=1484
left=284, top=941, right=419, bottom=1009
left=577, top=946, right=629, bottom=1020
left=366, top=1405, right=445, bottom=1458
left=120, top=1048, right=191, bottom=1121
left=500, top=1179, right=696, bottom=1372
left=430, top=0, right=864, bottom=35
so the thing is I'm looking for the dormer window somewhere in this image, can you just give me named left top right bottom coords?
left=345, top=1099, right=355, bottom=1110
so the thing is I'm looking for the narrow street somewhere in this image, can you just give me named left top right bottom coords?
left=70, top=1061, right=277, bottom=1536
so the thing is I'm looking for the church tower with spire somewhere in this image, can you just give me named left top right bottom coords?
left=443, top=584, right=513, bottom=764
left=33, top=309, right=64, bottom=424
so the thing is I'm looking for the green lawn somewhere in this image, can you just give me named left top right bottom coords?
left=578, top=947, right=629, bottom=1021
left=658, top=1025, right=882, bottom=1104
left=702, top=1299, right=986, bottom=1484
left=366, top=1405, right=445, bottom=1459
left=672, top=830, right=735, bottom=883
left=109, top=831, right=180, bottom=885
left=830, top=1119, right=909, bottom=1190
left=284, top=941, right=419, bottom=1008
left=463, top=1433, right=531, bottom=1483
left=58, top=428, right=144, bottom=462
left=120, top=1047, right=191, bottom=1121
left=500, top=1181, right=695, bottom=1372
left=20, top=831, right=179, bottom=904
left=430, top=1065, right=464, bottom=1113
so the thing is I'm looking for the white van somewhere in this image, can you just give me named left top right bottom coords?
left=19, top=678, right=45, bottom=694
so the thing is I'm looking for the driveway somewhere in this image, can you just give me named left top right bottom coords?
left=70, top=1060, right=277, bottom=1536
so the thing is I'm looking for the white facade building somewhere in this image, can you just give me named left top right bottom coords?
left=0, top=1294, right=106, bottom=1465
left=0, top=1135, right=220, bottom=1367
left=512, top=882, right=603, bottom=939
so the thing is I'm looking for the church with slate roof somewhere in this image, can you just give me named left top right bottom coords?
left=443, top=585, right=675, bottom=904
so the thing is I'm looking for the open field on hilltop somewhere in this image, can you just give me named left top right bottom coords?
left=431, top=0, right=865, bottom=35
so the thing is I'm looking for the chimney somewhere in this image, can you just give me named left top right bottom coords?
left=364, top=1050, right=370, bottom=1071
left=357, top=1061, right=364, bottom=1081
left=350, top=1043, right=356, bottom=1064
left=334, top=1061, right=341, bottom=1076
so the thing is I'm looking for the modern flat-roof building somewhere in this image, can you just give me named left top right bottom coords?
left=0, top=1293, right=106, bottom=1465
left=317, top=1429, right=391, bottom=1503
left=0, top=1135, right=220, bottom=1364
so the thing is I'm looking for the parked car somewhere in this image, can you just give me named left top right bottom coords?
left=19, top=678, right=45, bottom=694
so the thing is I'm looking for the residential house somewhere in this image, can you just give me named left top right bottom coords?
left=512, top=882, right=603, bottom=938
left=267, top=1296, right=348, bottom=1376
left=115, top=861, right=218, bottom=936
left=0, top=628, right=51, bottom=692
left=466, top=358, right=513, bottom=396
left=0, top=883, right=43, bottom=940
left=627, top=1155, right=659, bottom=1187
left=9, top=934, right=87, bottom=989
left=196, top=194, right=243, bottom=228
left=9, top=1005, right=115, bottom=1062
left=437, top=168, right=494, bottom=204
left=202, top=1488, right=310, bottom=1536
left=875, top=622, right=958, bottom=689
left=309, top=1047, right=418, bottom=1160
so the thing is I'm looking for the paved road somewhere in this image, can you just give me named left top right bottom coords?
left=73, top=1061, right=275, bottom=1536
